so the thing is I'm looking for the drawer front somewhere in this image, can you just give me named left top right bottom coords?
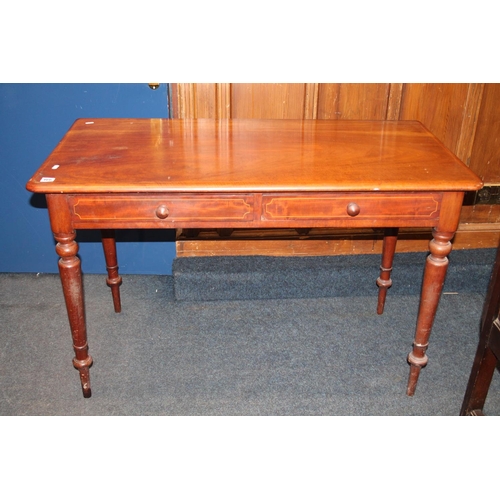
left=70, top=194, right=254, bottom=227
left=261, top=193, right=442, bottom=223
left=68, top=192, right=442, bottom=229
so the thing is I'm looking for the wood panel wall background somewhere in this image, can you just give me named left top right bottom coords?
left=170, top=83, right=500, bottom=258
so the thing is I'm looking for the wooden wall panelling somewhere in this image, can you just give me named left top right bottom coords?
left=172, top=83, right=403, bottom=121
left=317, top=83, right=392, bottom=120
left=170, top=83, right=231, bottom=118
left=460, top=83, right=500, bottom=225
left=399, top=83, right=471, bottom=157
left=386, top=84, right=404, bottom=120
left=304, top=83, right=319, bottom=119
left=397, top=83, right=485, bottom=179
left=455, top=83, right=485, bottom=165
left=230, top=83, right=308, bottom=118
left=468, top=83, right=500, bottom=183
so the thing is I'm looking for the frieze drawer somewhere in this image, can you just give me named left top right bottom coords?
left=261, top=193, right=442, bottom=225
left=69, top=194, right=254, bottom=228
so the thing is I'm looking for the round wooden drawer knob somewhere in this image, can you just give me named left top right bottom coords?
left=346, top=202, right=360, bottom=217
left=155, top=205, right=169, bottom=219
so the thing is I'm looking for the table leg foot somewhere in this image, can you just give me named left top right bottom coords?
left=73, top=355, right=93, bottom=398
left=465, top=409, right=485, bottom=416
left=406, top=350, right=428, bottom=396
left=101, top=229, right=122, bottom=313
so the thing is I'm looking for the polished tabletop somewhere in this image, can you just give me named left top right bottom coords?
left=26, top=119, right=483, bottom=194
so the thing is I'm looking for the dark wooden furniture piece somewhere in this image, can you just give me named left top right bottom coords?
left=460, top=243, right=500, bottom=415
left=26, top=118, right=483, bottom=398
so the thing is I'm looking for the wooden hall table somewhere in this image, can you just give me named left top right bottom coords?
left=26, top=118, right=483, bottom=399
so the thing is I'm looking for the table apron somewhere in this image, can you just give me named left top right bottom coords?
left=66, top=192, right=443, bottom=230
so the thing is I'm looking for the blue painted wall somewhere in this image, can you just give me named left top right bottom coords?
left=0, top=83, right=176, bottom=275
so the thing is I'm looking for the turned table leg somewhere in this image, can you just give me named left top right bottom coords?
left=406, top=192, right=464, bottom=396
left=377, top=227, right=398, bottom=315
left=406, top=228, right=454, bottom=396
left=55, top=232, right=92, bottom=397
left=47, top=194, right=92, bottom=398
left=101, top=229, right=122, bottom=313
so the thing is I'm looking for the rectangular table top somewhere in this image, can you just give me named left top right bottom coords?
left=26, top=119, right=483, bottom=194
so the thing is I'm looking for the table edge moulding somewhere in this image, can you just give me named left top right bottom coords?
left=26, top=118, right=484, bottom=399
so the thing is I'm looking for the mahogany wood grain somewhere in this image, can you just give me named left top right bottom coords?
left=26, top=119, right=482, bottom=194
left=26, top=118, right=483, bottom=399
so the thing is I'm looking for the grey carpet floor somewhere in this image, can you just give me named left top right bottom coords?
left=2, top=250, right=500, bottom=415
left=173, top=250, right=496, bottom=301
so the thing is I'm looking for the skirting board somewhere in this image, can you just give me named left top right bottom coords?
left=176, top=226, right=500, bottom=258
